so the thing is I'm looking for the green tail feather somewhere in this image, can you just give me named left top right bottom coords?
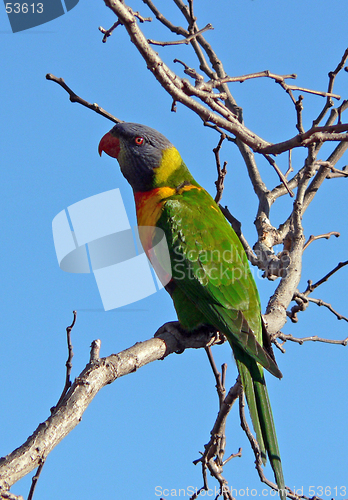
left=233, top=345, right=286, bottom=500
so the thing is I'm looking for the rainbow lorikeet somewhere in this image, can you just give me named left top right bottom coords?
left=99, top=123, right=285, bottom=498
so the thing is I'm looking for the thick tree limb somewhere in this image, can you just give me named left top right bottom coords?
left=0, top=328, right=216, bottom=491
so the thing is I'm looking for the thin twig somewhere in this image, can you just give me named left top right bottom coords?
left=305, top=260, right=348, bottom=293
left=200, top=70, right=340, bottom=101
left=285, top=150, right=294, bottom=178
left=100, top=3, right=152, bottom=40
left=205, top=347, right=225, bottom=406
left=193, top=366, right=241, bottom=497
left=209, top=71, right=297, bottom=87
left=193, top=343, right=241, bottom=497
left=282, top=84, right=340, bottom=99
left=303, top=142, right=348, bottom=213
left=189, top=486, right=206, bottom=500
left=326, top=165, right=348, bottom=178
left=287, top=261, right=348, bottom=322
left=90, top=339, right=101, bottom=362
left=148, top=23, right=213, bottom=46
left=173, top=58, right=206, bottom=87
left=46, top=74, right=122, bottom=124
left=54, top=311, right=77, bottom=410
left=142, top=0, right=189, bottom=38
left=276, top=329, right=348, bottom=345
left=321, top=101, right=348, bottom=132
left=213, top=134, right=227, bottom=204
left=27, top=459, right=45, bottom=500
left=316, top=160, right=348, bottom=178
left=203, top=121, right=237, bottom=141
left=295, top=95, right=304, bottom=134
left=187, top=0, right=195, bottom=28
left=222, top=447, right=242, bottom=466
left=308, top=297, right=348, bottom=323
left=132, top=10, right=152, bottom=23
left=313, top=48, right=348, bottom=127
left=99, top=19, right=122, bottom=42
left=303, top=231, right=340, bottom=251
left=263, top=154, right=294, bottom=197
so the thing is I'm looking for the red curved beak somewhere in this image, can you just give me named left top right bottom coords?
left=98, top=131, right=121, bottom=158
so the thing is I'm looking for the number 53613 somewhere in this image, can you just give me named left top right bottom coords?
left=5, top=3, right=43, bottom=13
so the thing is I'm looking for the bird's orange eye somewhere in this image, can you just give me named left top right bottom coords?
left=135, top=136, right=144, bottom=145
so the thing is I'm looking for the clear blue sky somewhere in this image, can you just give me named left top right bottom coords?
left=1, top=1, right=348, bottom=499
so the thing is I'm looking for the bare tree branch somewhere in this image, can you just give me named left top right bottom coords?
left=213, top=134, right=227, bottom=204
left=286, top=261, right=348, bottom=324
left=313, top=48, right=348, bottom=127
left=46, top=74, right=121, bottom=124
left=326, top=165, right=348, bottom=178
left=193, top=360, right=241, bottom=500
left=99, top=19, right=122, bottom=42
left=148, top=23, right=213, bottom=46
left=27, top=460, right=45, bottom=500
left=303, top=232, right=340, bottom=251
left=263, top=154, right=294, bottom=197
left=275, top=329, right=348, bottom=346
left=101, top=1, right=348, bottom=156
left=306, top=260, right=348, bottom=293
left=199, top=70, right=340, bottom=100
left=0, top=326, right=218, bottom=491
left=307, top=297, right=348, bottom=323
left=54, top=311, right=77, bottom=410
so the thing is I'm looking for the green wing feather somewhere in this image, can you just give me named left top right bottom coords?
left=154, top=186, right=285, bottom=499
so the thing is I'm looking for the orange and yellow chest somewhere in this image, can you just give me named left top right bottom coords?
left=134, top=187, right=174, bottom=228
left=134, top=187, right=174, bottom=256
left=134, top=184, right=201, bottom=255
